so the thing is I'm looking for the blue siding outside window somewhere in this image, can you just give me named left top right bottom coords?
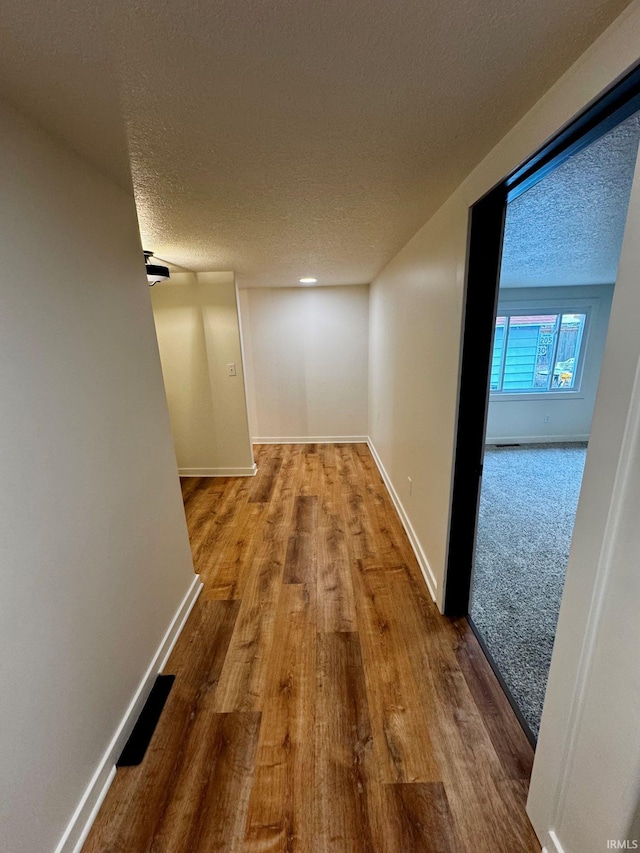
left=490, top=322, right=505, bottom=390
left=503, top=324, right=540, bottom=390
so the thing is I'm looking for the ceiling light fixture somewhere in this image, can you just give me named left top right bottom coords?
left=299, top=277, right=317, bottom=284
left=144, top=250, right=170, bottom=285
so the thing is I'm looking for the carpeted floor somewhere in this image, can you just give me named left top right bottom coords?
left=470, top=442, right=588, bottom=739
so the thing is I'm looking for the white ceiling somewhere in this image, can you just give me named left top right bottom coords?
left=501, top=113, right=640, bottom=288
left=0, top=0, right=633, bottom=288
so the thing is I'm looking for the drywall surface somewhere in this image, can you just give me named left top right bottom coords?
left=368, top=0, right=640, bottom=612
left=239, top=285, right=369, bottom=440
left=151, top=272, right=255, bottom=473
left=486, top=285, right=614, bottom=443
left=0, top=101, right=195, bottom=853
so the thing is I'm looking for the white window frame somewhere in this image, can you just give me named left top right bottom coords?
left=488, top=297, right=598, bottom=401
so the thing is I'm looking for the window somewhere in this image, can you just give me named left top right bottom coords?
left=490, top=310, right=587, bottom=394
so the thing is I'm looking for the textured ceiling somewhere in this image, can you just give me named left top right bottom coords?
left=0, top=0, right=634, bottom=287
left=501, top=113, right=640, bottom=288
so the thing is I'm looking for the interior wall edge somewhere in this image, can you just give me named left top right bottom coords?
left=54, top=576, right=203, bottom=853
left=367, top=437, right=439, bottom=605
left=234, top=279, right=256, bottom=468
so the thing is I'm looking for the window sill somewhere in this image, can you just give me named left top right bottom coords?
left=489, top=391, right=585, bottom=402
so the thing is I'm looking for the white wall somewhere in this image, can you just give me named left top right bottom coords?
left=239, top=285, right=369, bottom=441
left=486, top=284, right=614, bottom=444
left=368, top=0, right=640, bottom=611
left=0, top=101, right=196, bottom=853
left=151, top=272, right=255, bottom=475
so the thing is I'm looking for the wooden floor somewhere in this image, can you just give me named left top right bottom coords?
left=83, top=443, right=540, bottom=853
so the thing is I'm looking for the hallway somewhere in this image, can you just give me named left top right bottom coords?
left=83, top=443, right=539, bottom=852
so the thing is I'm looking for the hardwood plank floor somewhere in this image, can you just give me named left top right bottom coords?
left=244, top=583, right=316, bottom=852
left=83, top=443, right=540, bottom=853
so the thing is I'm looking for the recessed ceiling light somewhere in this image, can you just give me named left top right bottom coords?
left=299, top=277, right=317, bottom=284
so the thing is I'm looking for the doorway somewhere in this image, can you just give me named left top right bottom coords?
left=444, top=64, right=640, bottom=744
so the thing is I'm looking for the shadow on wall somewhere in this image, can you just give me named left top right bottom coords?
left=150, top=271, right=255, bottom=475
left=626, top=796, right=640, bottom=850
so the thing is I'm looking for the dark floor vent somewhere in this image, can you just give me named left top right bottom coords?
left=117, top=674, right=175, bottom=767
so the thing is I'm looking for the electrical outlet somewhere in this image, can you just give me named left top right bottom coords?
left=408, top=476, right=412, bottom=496
left=544, top=414, right=550, bottom=423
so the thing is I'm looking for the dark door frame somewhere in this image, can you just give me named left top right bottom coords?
left=444, top=61, right=640, bottom=618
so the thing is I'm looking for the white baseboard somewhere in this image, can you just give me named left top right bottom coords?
left=366, top=438, right=438, bottom=602
left=178, top=463, right=258, bottom=477
left=55, top=574, right=204, bottom=853
left=547, top=830, right=566, bottom=853
left=486, top=434, right=589, bottom=445
left=253, top=436, right=369, bottom=444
